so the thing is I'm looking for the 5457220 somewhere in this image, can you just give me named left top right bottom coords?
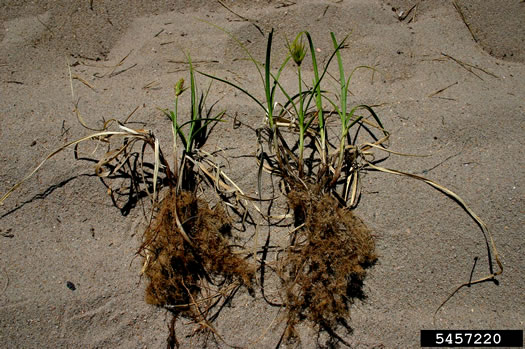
left=420, top=330, right=523, bottom=347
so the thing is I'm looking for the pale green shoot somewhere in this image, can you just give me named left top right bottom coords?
left=161, top=54, right=225, bottom=188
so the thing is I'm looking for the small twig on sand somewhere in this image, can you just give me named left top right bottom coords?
left=168, top=59, right=219, bottom=64
left=72, top=75, right=96, bottom=91
left=86, top=50, right=134, bottom=78
left=410, top=1, right=419, bottom=23
left=60, top=120, right=70, bottom=137
left=154, top=29, right=164, bottom=38
left=451, top=0, right=478, bottom=43
left=275, top=1, right=296, bottom=9
left=398, top=1, right=421, bottom=22
left=107, top=50, right=134, bottom=76
left=428, top=81, right=458, bottom=98
left=321, top=5, right=330, bottom=17
left=434, top=96, right=457, bottom=101
left=70, top=54, right=101, bottom=62
left=441, top=52, right=499, bottom=80
left=36, top=15, right=53, bottom=34
left=167, top=59, right=219, bottom=73
left=217, top=0, right=264, bottom=36
left=109, top=63, right=137, bottom=78
left=143, top=80, right=160, bottom=90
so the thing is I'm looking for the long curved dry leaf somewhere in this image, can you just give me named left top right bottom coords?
left=366, top=162, right=501, bottom=272
left=0, top=131, right=134, bottom=205
left=358, top=140, right=430, bottom=157
left=153, top=137, right=160, bottom=199
left=363, top=161, right=503, bottom=317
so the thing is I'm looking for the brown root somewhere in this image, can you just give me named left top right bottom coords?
left=141, top=189, right=255, bottom=326
left=279, top=185, right=377, bottom=342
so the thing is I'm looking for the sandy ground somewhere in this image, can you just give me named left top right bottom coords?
left=1, top=0, right=524, bottom=348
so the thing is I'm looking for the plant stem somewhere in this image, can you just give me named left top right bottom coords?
left=188, top=59, right=197, bottom=153
left=172, top=96, right=179, bottom=179
left=306, top=32, right=326, bottom=165
left=265, top=30, right=274, bottom=129
left=297, top=65, right=305, bottom=177
left=331, top=32, right=348, bottom=176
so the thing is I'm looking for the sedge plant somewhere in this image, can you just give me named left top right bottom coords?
left=201, top=28, right=346, bottom=183
left=142, top=54, right=259, bottom=348
left=200, top=28, right=502, bottom=346
left=161, top=54, right=225, bottom=192
left=320, top=32, right=389, bottom=196
left=0, top=53, right=256, bottom=348
left=200, top=28, right=382, bottom=344
left=286, top=33, right=307, bottom=176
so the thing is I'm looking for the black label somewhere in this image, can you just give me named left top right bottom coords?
left=420, top=330, right=523, bottom=347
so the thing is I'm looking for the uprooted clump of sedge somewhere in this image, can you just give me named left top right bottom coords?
left=141, top=188, right=255, bottom=312
left=280, top=184, right=376, bottom=342
left=250, top=30, right=501, bottom=344
left=200, top=27, right=500, bottom=346
left=140, top=60, right=256, bottom=347
left=204, top=29, right=386, bottom=344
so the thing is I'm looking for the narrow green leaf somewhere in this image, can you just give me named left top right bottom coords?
left=198, top=71, right=267, bottom=113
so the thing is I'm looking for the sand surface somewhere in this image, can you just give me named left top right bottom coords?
left=1, top=0, right=524, bottom=348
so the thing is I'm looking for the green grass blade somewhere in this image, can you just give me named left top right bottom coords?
left=304, top=111, right=319, bottom=131
left=280, top=90, right=311, bottom=117
left=322, top=94, right=342, bottom=118
left=176, top=117, right=225, bottom=130
left=269, top=55, right=292, bottom=113
left=345, top=65, right=377, bottom=92
left=188, top=53, right=198, bottom=152
left=198, top=71, right=267, bottom=113
left=305, top=32, right=324, bottom=135
left=175, top=125, right=188, bottom=150
left=331, top=32, right=347, bottom=123
left=270, top=71, right=299, bottom=120
left=192, top=113, right=226, bottom=142
left=265, top=29, right=274, bottom=127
